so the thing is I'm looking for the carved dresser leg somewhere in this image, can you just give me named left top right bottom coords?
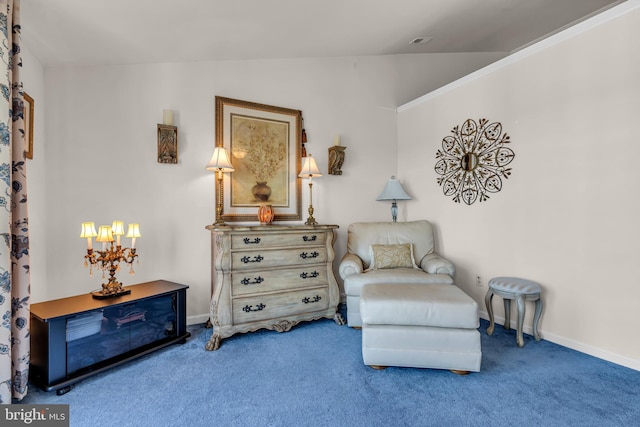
left=205, top=333, right=221, bottom=351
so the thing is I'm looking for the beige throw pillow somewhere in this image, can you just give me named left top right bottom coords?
left=367, top=243, right=418, bottom=270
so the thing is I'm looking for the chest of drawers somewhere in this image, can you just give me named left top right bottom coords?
left=205, top=224, right=344, bottom=350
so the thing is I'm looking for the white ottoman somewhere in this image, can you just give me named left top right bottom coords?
left=360, top=283, right=481, bottom=373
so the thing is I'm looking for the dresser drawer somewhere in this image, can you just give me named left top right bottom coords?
left=232, top=267, right=328, bottom=296
left=231, top=231, right=326, bottom=249
left=233, top=288, right=329, bottom=324
left=231, top=247, right=327, bottom=270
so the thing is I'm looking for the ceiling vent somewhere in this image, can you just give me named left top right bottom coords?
left=409, top=37, right=433, bottom=45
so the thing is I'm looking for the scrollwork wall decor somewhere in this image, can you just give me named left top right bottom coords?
left=435, top=118, right=515, bottom=205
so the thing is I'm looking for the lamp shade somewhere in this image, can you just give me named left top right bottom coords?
left=80, top=222, right=98, bottom=238
left=96, top=225, right=114, bottom=243
left=111, top=220, right=125, bottom=236
left=125, top=223, right=141, bottom=238
left=298, top=154, right=322, bottom=178
left=205, top=147, right=235, bottom=172
left=376, top=176, right=412, bottom=201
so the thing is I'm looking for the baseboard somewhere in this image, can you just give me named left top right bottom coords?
left=188, top=313, right=210, bottom=325
left=478, top=311, right=640, bottom=372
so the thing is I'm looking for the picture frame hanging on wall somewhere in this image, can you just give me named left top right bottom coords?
left=24, top=92, right=34, bottom=159
left=215, top=96, right=302, bottom=222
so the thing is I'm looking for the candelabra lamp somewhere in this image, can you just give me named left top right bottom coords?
left=80, top=221, right=141, bottom=299
left=376, top=176, right=412, bottom=222
left=206, top=146, right=235, bottom=225
left=298, top=154, right=322, bottom=225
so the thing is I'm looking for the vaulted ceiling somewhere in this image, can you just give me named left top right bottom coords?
left=22, top=0, right=624, bottom=67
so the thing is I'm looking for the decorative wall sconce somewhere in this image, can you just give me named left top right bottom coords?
left=158, top=109, right=178, bottom=164
left=298, top=154, right=322, bottom=225
left=328, top=134, right=346, bottom=175
left=80, top=221, right=141, bottom=299
left=301, top=115, right=308, bottom=157
left=376, top=176, right=412, bottom=222
left=435, top=118, right=515, bottom=205
left=206, top=146, right=235, bottom=225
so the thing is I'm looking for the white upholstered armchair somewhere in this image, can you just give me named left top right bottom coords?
left=339, top=220, right=455, bottom=327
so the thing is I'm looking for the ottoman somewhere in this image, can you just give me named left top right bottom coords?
left=360, top=283, right=481, bottom=373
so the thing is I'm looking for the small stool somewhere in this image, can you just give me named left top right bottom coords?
left=360, top=283, right=482, bottom=373
left=485, top=277, right=543, bottom=347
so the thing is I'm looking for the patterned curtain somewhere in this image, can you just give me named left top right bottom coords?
left=0, top=0, right=30, bottom=403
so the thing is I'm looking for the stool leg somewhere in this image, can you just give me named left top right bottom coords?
left=485, top=290, right=495, bottom=336
left=516, top=294, right=525, bottom=347
left=503, top=299, right=511, bottom=330
left=533, top=295, right=543, bottom=341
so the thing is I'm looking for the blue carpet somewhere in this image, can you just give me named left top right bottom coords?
left=18, top=312, right=640, bottom=427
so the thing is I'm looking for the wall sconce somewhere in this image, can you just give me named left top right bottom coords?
left=301, top=116, right=308, bottom=157
left=376, top=176, right=412, bottom=222
left=81, top=221, right=141, bottom=299
left=328, top=134, right=346, bottom=175
left=158, top=109, right=178, bottom=164
left=298, top=154, right=322, bottom=225
left=206, top=146, right=235, bottom=225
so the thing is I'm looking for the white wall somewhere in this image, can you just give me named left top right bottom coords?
left=20, top=47, right=47, bottom=304
left=398, top=2, right=640, bottom=369
left=27, top=51, right=501, bottom=324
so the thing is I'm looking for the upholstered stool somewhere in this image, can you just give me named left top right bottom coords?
left=485, top=277, right=543, bottom=347
left=360, top=283, right=482, bottom=373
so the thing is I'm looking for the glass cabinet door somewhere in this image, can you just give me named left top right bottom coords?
left=66, top=294, right=177, bottom=375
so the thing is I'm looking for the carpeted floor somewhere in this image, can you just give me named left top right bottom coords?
left=17, top=311, right=640, bottom=427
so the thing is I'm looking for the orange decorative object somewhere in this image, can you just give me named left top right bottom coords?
left=258, top=204, right=274, bottom=225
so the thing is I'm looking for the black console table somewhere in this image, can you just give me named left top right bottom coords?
left=30, top=280, right=189, bottom=394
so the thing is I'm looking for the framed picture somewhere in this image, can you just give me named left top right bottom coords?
left=215, top=96, right=302, bottom=222
left=24, top=92, right=34, bottom=159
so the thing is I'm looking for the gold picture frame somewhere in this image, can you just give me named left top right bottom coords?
left=24, top=92, right=34, bottom=159
left=215, top=96, right=302, bottom=222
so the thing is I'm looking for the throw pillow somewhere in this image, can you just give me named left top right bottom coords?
left=367, top=243, right=418, bottom=270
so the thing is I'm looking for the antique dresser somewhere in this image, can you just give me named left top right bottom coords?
left=204, top=224, right=344, bottom=350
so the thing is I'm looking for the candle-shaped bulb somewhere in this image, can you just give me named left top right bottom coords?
left=112, top=220, right=125, bottom=247
left=163, top=109, right=173, bottom=125
left=80, top=222, right=98, bottom=250
left=126, top=223, right=141, bottom=249
left=333, top=134, right=341, bottom=146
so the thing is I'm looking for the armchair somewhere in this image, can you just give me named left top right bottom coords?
left=339, top=220, right=455, bottom=327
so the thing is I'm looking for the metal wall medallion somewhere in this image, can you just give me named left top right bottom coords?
left=435, top=118, right=514, bottom=205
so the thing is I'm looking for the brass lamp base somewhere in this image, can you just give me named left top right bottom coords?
left=304, top=204, right=317, bottom=226
left=91, top=288, right=131, bottom=300
left=91, top=278, right=131, bottom=300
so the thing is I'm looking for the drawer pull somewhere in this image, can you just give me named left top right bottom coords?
left=243, top=237, right=261, bottom=245
left=302, top=295, right=322, bottom=304
left=300, top=271, right=319, bottom=279
left=241, top=255, right=264, bottom=264
left=243, top=303, right=266, bottom=312
left=241, top=276, right=264, bottom=285
left=303, top=235, right=317, bottom=242
left=299, top=251, right=319, bottom=259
